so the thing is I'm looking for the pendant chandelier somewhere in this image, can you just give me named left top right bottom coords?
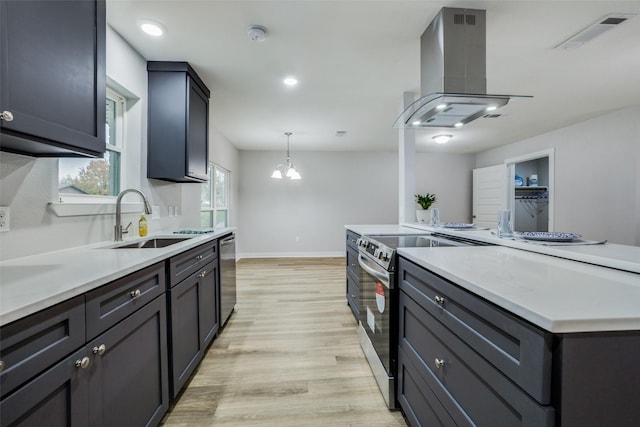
left=271, top=132, right=301, bottom=180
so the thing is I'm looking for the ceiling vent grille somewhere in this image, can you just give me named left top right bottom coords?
left=555, top=13, right=636, bottom=49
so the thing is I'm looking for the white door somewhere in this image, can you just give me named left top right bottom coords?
left=473, top=165, right=508, bottom=228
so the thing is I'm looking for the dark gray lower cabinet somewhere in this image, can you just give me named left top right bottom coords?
left=168, top=260, right=218, bottom=398
left=0, top=348, right=89, bottom=427
left=398, top=256, right=640, bottom=427
left=0, top=296, right=168, bottom=427
left=345, top=230, right=361, bottom=320
left=87, top=295, right=169, bottom=427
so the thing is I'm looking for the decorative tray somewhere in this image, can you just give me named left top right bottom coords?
left=442, top=223, right=475, bottom=229
left=515, top=231, right=582, bottom=242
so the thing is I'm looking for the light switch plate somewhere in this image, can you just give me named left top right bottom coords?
left=0, top=206, right=10, bottom=232
left=151, top=205, right=160, bottom=220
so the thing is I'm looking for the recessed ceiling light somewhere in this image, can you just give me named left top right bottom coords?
left=138, top=20, right=165, bottom=37
left=436, top=103, right=448, bottom=110
left=412, top=121, right=421, bottom=126
left=283, top=76, right=298, bottom=86
left=486, top=105, right=498, bottom=111
left=454, top=122, right=464, bottom=128
left=433, top=134, right=452, bottom=144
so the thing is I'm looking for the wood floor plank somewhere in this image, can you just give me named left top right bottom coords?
left=161, top=257, right=407, bottom=426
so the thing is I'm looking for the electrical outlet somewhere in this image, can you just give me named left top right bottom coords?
left=0, top=206, right=10, bottom=232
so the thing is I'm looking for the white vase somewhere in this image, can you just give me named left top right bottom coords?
left=416, top=209, right=430, bottom=224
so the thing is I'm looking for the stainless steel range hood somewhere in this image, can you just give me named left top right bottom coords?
left=394, top=8, right=530, bottom=129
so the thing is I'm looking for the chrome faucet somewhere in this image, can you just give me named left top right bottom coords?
left=114, top=189, right=153, bottom=241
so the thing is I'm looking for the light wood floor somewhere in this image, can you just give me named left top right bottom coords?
left=161, top=257, right=408, bottom=426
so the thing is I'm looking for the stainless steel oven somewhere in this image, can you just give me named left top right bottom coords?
left=357, top=233, right=487, bottom=409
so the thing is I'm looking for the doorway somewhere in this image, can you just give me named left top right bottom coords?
left=505, top=149, right=554, bottom=232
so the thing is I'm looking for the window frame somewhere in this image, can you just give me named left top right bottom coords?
left=57, top=86, right=126, bottom=204
left=201, top=162, right=230, bottom=228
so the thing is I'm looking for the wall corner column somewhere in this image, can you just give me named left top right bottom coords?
left=399, top=92, right=416, bottom=224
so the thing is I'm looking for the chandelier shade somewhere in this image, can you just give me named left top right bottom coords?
left=271, top=132, right=301, bottom=180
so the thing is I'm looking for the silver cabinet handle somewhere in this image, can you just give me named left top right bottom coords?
left=0, top=360, right=5, bottom=372
left=76, top=357, right=91, bottom=369
left=1, top=111, right=14, bottom=122
left=130, top=289, right=141, bottom=299
left=93, top=344, right=106, bottom=356
left=199, top=270, right=207, bottom=278
left=196, top=255, right=203, bottom=261
left=435, top=358, right=445, bottom=369
left=434, top=295, right=445, bottom=306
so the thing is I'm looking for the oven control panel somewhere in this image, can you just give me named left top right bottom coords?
left=357, top=237, right=394, bottom=270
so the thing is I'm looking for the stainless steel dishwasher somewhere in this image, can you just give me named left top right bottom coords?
left=219, top=233, right=237, bottom=327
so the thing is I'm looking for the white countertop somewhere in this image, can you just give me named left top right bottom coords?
left=400, top=223, right=640, bottom=274
left=398, top=246, right=640, bottom=333
left=0, top=228, right=235, bottom=326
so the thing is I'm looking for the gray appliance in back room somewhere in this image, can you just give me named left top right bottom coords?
left=219, top=233, right=237, bottom=326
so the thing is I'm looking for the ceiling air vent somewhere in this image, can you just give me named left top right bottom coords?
left=555, top=13, right=637, bottom=49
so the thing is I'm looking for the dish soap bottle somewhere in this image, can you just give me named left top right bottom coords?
left=138, top=215, right=148, bottom=237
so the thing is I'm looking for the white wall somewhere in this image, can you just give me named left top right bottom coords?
left=414, top=153, right=475, bottom=224
left=475, top=106, right=640, bottom=245
left=0, top=27, right=209, bottom=260
left=236, top=150, right=474, bottom=258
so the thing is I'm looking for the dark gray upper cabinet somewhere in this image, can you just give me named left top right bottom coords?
left=0, top=0, right=106, bottom=157
left=147, top=61, right=210, bottom=183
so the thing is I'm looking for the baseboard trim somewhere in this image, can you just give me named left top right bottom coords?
left=237, top=251, right=343, bottom=261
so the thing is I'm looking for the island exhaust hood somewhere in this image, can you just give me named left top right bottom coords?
left=394, top=7, right=531, bottom=129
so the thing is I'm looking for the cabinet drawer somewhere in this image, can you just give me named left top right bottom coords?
left=397, top=346, right=457, bottom=427
left=85, top=262, right=165, bottom=340
left=346, top=245, right=359, bottom=278
left=346, top=272, right=359, bottom=320
left=169, top=241, right=217, bottom=287
left=399, top=291, right=554, bottom=427
left=399, top=257, right=552, bottom=404
left=0, top=296, right=85, bottom=398
left=346, top=230, right=360, bottom=250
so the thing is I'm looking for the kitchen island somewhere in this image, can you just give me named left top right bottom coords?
left=345, top=224, right=640, bottom=426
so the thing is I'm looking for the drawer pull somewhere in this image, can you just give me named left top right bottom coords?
left=93, top=344, right=107, bottom=356
left=435, top=358, right=446, bottom=369
left=351, top=294, right=356, bottom=299
left=199, top=270, right=207, bottom=278
left=434, top=295, right=445, bottom=306
left=0, top=360, right=5, bottom=372
left=350, top=263, right=357, bottom=268
left=76, top=357, right=91, bottom=369
left=196, top=255, right=204, bottom=261
left=130, top=289, right=141, bottom=299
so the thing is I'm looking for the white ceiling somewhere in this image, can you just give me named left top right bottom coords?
left=106, top=0, right=640, bottom=154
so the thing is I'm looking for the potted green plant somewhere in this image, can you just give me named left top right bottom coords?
left=415, top=193, right=437, bottom=223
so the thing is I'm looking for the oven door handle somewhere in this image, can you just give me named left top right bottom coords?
left=358, top=254, right=390, bottom=287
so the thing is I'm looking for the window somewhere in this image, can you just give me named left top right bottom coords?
left=58, top=87, right=125, bottom=198
left=201, top=163, right=230, bottom=228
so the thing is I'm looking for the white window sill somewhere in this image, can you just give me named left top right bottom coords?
left=48, top=201, right=144, bottom=217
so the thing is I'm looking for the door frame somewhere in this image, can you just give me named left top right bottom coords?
left=504, top=149, right=555, bottom=231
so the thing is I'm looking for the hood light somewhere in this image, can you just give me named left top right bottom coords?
left=433, top=134, right=452, bottom=144
left=454, top=122, right=464, bottom=128
left=486, top=105, right=498, bottom=111
left=412, top=121, right=421, bottom=126
left=436, top=103, right=448, bottom=110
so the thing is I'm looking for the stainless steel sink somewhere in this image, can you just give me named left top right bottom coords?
left=111, top=237, right=192, bottom=249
